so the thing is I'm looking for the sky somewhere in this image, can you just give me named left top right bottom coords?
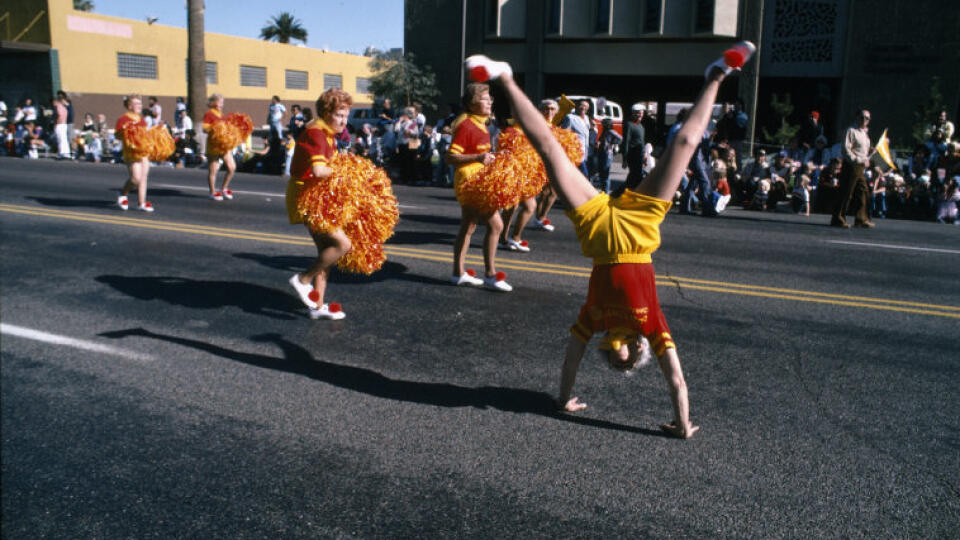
left=88, top=0, right=404, bottom=55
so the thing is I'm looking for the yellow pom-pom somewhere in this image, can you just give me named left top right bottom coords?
left=296, top=154, right=399, bottom=274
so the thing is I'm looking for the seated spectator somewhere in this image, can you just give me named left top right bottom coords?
left=737, top=148, right=770, bottom=205
left=804, top=135, right=833, bottom=171
left=21, top=121, right=46, bottom=158
left=703, top=159, right=732, bottom=216
left=925, top=129, right=948, bottom=169
left=868, top=166, right=888, bottom=219
left=84, top=132, right=103, bottom=162
left=172, top=129, right=202, bottom=168
left=936, top=177, right=959, bottom=224
left=937, top=142, right=960, bottom=178
left=924, top=110, right=954, bottom=142
left=750, top=178, right=771, bottom=211
left=21, top=98, right=37, bottom=123
left=813, top=158, right=842, bottom=213
left=781, top=136, right=805, bottom=163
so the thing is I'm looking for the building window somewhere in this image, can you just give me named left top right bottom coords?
left=285, top=69, right=308, bottom=90
left=643, top=0, right=662, bottom=33
left=240, top=65, right=267, bottom=87
left=117, top=53, right=157, bottom=79
left=547, top=0, right=561, bottom=34
left=324, top=73, right=343, bottom=90
left=184, top=61, right=218, bottom=84
left=595, top=0, right=611, bottom=34
left=355, top=77, right=372, bottom=94
left=694, top=0, right=715, bottom=34
left=486, top=0, right=498, bottom=35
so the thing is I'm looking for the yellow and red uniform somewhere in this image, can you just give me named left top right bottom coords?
left=202, top=108, right=223, bottom=156
left=449, top=113, right=491, bottom=191
left=114, top=112, right=147, bottom=163
left=285, top=118, right=336, bottom=224
left=566, top=190, right=676, bottom=356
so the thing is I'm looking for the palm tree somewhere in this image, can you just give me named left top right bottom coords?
left=259, top=12, right=308, bottom=45
left=73, top=0, right=94, bottom=11
left=187, top=0, right=207, bottom=130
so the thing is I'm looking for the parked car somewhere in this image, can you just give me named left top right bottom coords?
left=559, top=95, right=624, bottom=136
left=346, top=107, right=378, bottom=133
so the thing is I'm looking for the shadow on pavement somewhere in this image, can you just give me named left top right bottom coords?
left=26, top=196, right=114, bottom=209
left=99, top=328, right=666, bottom=437
left=399, top=213, right=461, bottom=226
left=387, top=229, right=456, bottom=246
left=231, top=254, right=451, bottom=286
left=95, top=275, right=300, bottom=320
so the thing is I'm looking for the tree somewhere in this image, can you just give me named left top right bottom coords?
left=73, top=0, right=94, bottom=11
left=761, top=93, right=800, bottom=147
left=259, top=13, right=308, bottom=45
left=368, top=50, right=440, bottom=114
left=911, top=76, right=945, bottom=146
left=187, top=0, right=207, bottom=132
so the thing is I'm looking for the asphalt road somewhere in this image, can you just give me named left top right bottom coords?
left=2, top=157, right=959, bottom=538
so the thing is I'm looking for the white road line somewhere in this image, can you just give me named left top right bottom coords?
left=826, top=240, right=960, bottom=255
left=152, top=182, right=421, bottom=209
left=1, top=323, right=151, bottom=362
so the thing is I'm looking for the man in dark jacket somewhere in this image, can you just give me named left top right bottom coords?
left=620, top=103, right=646, bottom=191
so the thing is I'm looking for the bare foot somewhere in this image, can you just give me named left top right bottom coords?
left=557, top=396, right=587, bottom=412
left=660, top=421, right=700, bottom=439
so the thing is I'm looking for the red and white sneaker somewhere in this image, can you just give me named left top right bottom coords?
left=451, top=268, right=484, bottom=286
left=137, top=201, right=155, bottom=213
left=483, top=271, right=513, bottom=292
left=464, top=55, right=513, bottom=82
left=222, top=189, right=234, bottom=200
left=288, top=273, right=319, bottom=309
left=532, top=217, right=555, bottom=232
left=506, top=238, right=530, bottom=252
left=310, top=302, right=345, bottom=320
left=705, top=41, right=756, bottom=79
left=210, top=192, right=224, bottom=201
left=116, top=195, right=129, bottom=211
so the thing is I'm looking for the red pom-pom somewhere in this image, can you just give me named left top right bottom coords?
left=469, top=66, right=489, bottom=82
left=495, top=271, right=506, bottom=281
left=466, top=268, right=476, bottom=277
left=308, top=290, right=320, bottom=302
left=520, top=240, right=528, bottom=247
left=329, top=302, right=342, bottom=313
left=542, top=218, right=551, bottom=225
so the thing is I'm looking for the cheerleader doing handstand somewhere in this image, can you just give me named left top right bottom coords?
left=466, top=42, right=755, bottom=439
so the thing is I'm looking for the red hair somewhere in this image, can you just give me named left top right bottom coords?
left=316, top=88, right=353, bottom=117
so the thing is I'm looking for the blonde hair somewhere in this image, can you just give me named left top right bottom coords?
left=207, top=93, right=223, bottom=106
left=123, top=94, right=142, bottom=108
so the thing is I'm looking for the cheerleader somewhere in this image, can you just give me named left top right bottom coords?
left=114, top=94, right=153, bottom=212
left=465, top=42, right=755, bottom=438
left=202, top=94, right=237, bottom=201
left=285, top=88, right=355, bottom=320
left=448, top=83, right=512, bottom=291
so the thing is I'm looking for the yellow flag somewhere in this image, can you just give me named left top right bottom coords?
left=554, top=94, right=575, bottom=125
left=875, top=129, right=896, bottom=170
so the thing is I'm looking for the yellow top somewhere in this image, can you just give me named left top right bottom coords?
left=565, top=190, right=672, bottom=265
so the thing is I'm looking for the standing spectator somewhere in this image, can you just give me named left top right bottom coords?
left=832, top=109, right=874, bottom=228
left=0, top=95, right=7, bottom=121
left=148, top=96, right=162, bottom=126
left=175, top=97, right=187, bottom=130
left=288, top=104, right=305, bottom=138
left=52, top=97, right=71, bottom=159
left=268, top=95, right=286, bottom=140
left=596, top=118, right=622, bottom=193
left=57, top=90, right=75, bottom=153
left=377, top=98, right=395, bottom=131
left=924, top=129, right=948, bottom=170
left=799, top=110, right=824, bottom=150
left=561, top=99, right=591, bottom=178
left=434, top=125, right=452, bottom=185
left=936, top=177, right=959, bottom=224
left=792, top=162, right=814, bottom=216
left=282, top=132, right=296, bottom=177
left=716, top=100, right=748, bottom=167
left=620, top=103, right=646, bottom=192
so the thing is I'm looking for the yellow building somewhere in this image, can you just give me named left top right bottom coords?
left=1, top=0, right=375, bottom=126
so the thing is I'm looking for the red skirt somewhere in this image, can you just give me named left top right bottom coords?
left=570, top=263, right=675, bottom=356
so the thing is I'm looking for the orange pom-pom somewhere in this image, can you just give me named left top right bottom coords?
left=147, top=126, right=175, bottom=162
left=225, top=113, right=254, bottom=140
left=455, top=126, right=582, bottom=214
left=121, top=124, right=151, bottom=162
left=207, top=121, right=241, bottom=156
left=296, top=153, right=399, bottom=274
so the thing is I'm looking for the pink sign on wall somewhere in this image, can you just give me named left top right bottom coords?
left=66, top=15, right=133, bottom=39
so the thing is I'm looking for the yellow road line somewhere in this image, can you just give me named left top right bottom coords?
left=3, top=203, right=958, bottom=319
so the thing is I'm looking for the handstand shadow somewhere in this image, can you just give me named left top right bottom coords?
left=95, top=275, right=300, bottom=320
left=231, top=254, right=451, bottom=287
left=99, top=328, right=666, bottom=437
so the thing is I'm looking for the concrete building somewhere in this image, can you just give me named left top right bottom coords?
left=406, top=0, right=960, bottom=150
left=1, top=0, right=375, bottom=127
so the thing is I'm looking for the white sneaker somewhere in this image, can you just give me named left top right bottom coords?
left=705, top=40, right=756, bottom=79
left=117, top=195, right=129, bottom=211
left=310, top=302, right=345, bottom=320
left=137, top=201, right=155, bottom=213
left=289, top=273, right=319, bottom=309
left=222, top=189, right=234, bottom=200
left=210, top=191, right=224, bottom=201
left=506, top=238, right=530, bottom=252
left=451, top=269, right=484, bottom=287
left=464, top=55, right=513, bottom=82
left=483, top=272, right=513, bottom=292
left=532, top=218, right=555, bottom=232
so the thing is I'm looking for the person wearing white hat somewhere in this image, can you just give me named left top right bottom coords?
left=620, top=103, right=647, bottom=192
